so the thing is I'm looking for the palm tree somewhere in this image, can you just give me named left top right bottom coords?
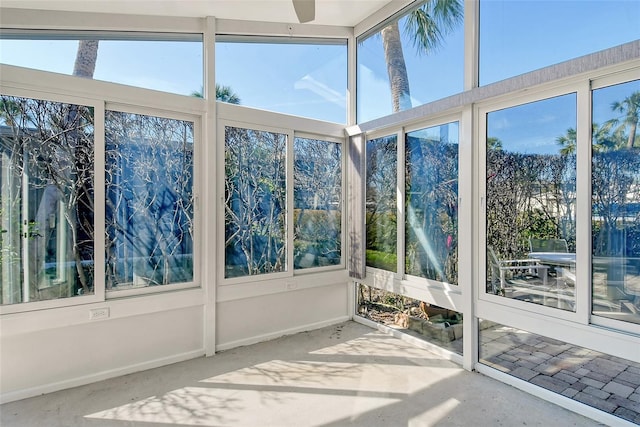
left=557, top=123, right=629, bottom=155
left=381, top=0, right=463, bottom=112
left=487, top=137, right=502, bottom=151
left=214, top=84, right=241, bottom=104
left=190, top=85, right=241, bottom=104
left=73, top=40, right=99, bottom=78
left=609, top=91, right=640, bottom=149
left=73, top=41, right=242, bottom=106
left=556, top=128, right=576, bottom=155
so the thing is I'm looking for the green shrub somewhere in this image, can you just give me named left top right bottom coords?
left=366, top=249, right=397, bottom=271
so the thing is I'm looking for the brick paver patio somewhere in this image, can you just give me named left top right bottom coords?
left=480, top=323, right=640, bottom=424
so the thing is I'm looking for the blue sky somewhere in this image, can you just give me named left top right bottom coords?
left=489, top=79, right=640, bottom=156
left=215, top=41, right=347, bottom=123
left=487, top=93, right=577, bottom=155
left=0, top=39, right=203, bottom=96
left=0, top=1, right=638, bottom=127
left=357, top=16, right=464, bottom=123
left=480, top=0, right=639, bottom=86
left=593, top=80, right=640, bottom=126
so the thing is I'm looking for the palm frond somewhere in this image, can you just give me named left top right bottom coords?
left=405, top=0, right=463, bottom=56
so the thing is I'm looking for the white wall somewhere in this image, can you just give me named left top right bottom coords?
left=0, top=278, right=352, bottom=403
left=0, top=277, right=350, bottom=402
left=0, top=290, right=205, bottom=403
left=216, top=279, right=350, bottom=351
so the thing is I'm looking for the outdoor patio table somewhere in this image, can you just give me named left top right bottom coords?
left=528, top=252, right=576, bottom=268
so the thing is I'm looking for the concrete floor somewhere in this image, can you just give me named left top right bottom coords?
left=1, top=321, right=604, bottom=427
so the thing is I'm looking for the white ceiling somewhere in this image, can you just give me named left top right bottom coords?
left=0, top=0, right=397, bottom=27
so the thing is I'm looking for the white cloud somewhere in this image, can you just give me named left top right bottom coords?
left=294, top=75, right=346, bottom=107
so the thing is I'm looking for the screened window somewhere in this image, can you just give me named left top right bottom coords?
left=366, top=135, right=398, bottom=272
left=105, top=111, right=194, bottom=290
left=216, top=38, right=347, bottom=124
left=224, top=126, right=287, bottom=278
left=591, top=79, right=640, bottom=325
left=294, top=137, right=342, bottom=270
left=486, top=94, right=577, bottom=311
left=406, top=122, right=458, bottom=284
left=357, top=283, right=463, bottom=355
left=479, top=1, right=640, bottom=86
left=357, top=0, right=464, bottom=123
left=1, top=95, right=94, bottom=304
left=0, top=32, right=203, bottom=96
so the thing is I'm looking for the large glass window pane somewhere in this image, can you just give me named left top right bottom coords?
left=366, top=135, right=397, bottom=272
left=216, top=39, right=347, bottom=123
left=486, top=94, right=576, bottom=311
left=0, top=33, right=203, bottom=96
left=591, top=79, right=640, bottom=325
left=357, top=0, right=464, bottom=122
left=294, top=137, right=342, bottom=269
left=105, top=111, right=194, bottom=290
left=225, top=126, right=287, bottom=278
left=479, top=1, right=640, bottom=86
left=406, top=122, right=458, bottom=284
left=1, top=95, right=94, bottom=304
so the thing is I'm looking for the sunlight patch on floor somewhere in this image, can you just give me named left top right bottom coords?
left=85, top=332, right=462, bottom=426
left=85, top=384, right=401, bottom=426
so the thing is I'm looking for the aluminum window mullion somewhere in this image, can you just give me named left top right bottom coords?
left=397, top=129, right=406, bottom=280
left=463, top=0, right=479, bottom=91
left=93, top=101, right=106, bottom=302
left=459, top=106, right=476, bottom=370
left=286, top=130, right=295, bottom=275
left=0, top=29, right=202, bottom=42
left=574, top=80, right=592, bottom=325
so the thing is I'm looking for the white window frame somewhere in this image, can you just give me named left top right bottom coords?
left=360, top=111, right=466, bottom=315
left=292, top=131, right=347, bottom=275
left=403, top=114, right=463, bottom=292
left=588, top=69, right=640, bottom=337
left=477, top=83, right=583, bottom=324
left=475, top=67, right=640, bottom=355
left=218, top=118, right=293, bottom=285
left=363, top=128, right=402, bottom=278
left=0, top=64, right=205, bottom=313
left=103, top=103, right=202, bottom=299
left=0, top=85, right=105, bottom=314
left=217, top=102, right=347, bottom=287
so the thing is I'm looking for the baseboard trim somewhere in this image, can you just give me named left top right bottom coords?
left=215, top=315, right=351, bottom=352
left=0, top=349, right=204, bottom=404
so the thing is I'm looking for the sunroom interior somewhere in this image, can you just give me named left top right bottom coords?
left=1, top=0, right=639, bottom=425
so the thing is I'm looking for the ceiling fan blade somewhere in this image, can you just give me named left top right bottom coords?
left=292, top=0, right=315, bottom=23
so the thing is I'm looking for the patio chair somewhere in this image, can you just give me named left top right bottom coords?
left=488, top=246, right=548, bottom=295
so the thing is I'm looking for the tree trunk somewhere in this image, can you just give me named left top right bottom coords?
left=73, top=40, right=99, bottom=78
left=627, top=120, right=637, bottom=149
left=69, top=40, right=98, bottom=292
left=381, top=23, right=411, bottom=112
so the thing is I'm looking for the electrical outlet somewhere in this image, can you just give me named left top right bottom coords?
left=89, top=307, right=110, bottom=320
left=286, top=282, right=298, bottom=291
